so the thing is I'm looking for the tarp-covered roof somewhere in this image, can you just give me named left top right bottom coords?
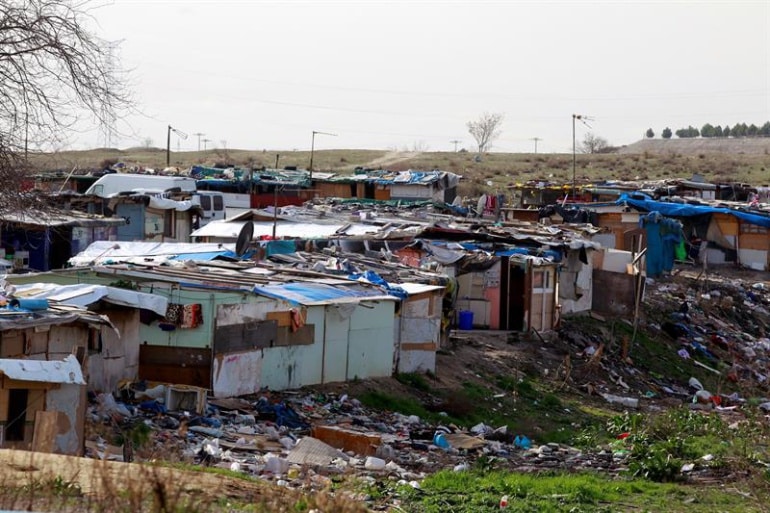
left=69, top=241, right=237, bottom=266
left=13, top=283, right=168, bottom=317
left=618, top=194, right=770, bottom=228
left=252, top=282, right=397, bottom=306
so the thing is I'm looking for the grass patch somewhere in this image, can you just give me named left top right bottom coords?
left=400, top=469, right=765, bottom=512
left=395, top=371, right=432, bottom=392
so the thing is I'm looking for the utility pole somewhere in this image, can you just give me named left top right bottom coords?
left=571, top=114, right=592, bottom=199
left=531, top=137, right=541, bottom=154
left=309, top=130, right=337, bottom=180
left=166, top=125, right=188, bottom=167
left=450, top=139, right=461, bottom=152
left=193, top=132, right=205, bottom=152
left=202, top=138, right=211, bottom=151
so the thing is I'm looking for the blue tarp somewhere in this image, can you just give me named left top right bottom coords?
left=252, top=282, right=392, bottom=305
left=169, top=250, right=241, bottom=261
left=618, top=194, right=770, bottom=228
left=641, top=212, right=682, bottom=277
left=347, top=270, right=408, bottom=299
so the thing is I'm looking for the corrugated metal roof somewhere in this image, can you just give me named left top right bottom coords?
left=190, top=220, right=380, bottom=240
left=0, top=209, right=126, bottom=228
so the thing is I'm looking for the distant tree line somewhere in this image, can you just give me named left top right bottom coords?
left=645, top=122, right=770, bottom=139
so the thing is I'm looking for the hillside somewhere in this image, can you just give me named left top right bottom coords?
left=621, top=137, right=770, bottom=155
left=28, top=139, right=770, bottom=197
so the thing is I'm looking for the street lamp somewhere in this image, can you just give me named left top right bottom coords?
left=309, top=130, right=337, bottom=180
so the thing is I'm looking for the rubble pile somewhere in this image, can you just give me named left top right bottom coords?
left=86, top=384, right=634, bottom=495
left=561, top=268, right=770, bottom=409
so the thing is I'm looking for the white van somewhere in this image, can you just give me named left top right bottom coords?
left=192, top=191, right=226, bottom=224
left=85, top=173, right=197, bottom=198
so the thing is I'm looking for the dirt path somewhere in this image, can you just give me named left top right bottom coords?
left=362, top=150, right=421, bottom=169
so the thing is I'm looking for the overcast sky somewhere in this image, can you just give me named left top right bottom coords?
left=83, top=0, right=769, bottom=154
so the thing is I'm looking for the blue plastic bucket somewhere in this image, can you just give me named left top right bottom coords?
left=458, top=310, right=474, bottom=330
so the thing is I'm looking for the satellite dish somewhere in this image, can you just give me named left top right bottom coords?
left=235, top=222, right=254, bottom=257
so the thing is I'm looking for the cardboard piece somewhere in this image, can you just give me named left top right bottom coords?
left=311, top=425, right=382, bottom=456
left=286, top=436, right=346, bottom=466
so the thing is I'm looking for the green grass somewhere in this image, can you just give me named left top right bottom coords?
left=395, top=371, right=433, bottom=392
left=400, top=470, right=766, bottom=512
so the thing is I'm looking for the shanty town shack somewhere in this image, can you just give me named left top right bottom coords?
left=22, top=249, right=435, bottom=398
left=0, top=302, right=117, bottom=455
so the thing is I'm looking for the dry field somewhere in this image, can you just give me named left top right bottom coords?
left=27, top=138, right=770, bottom=198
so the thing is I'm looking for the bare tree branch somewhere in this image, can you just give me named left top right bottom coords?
left=0, top=0, right=130, bottom=214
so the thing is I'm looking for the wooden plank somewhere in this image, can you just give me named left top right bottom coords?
left=214, top=320, right=278, bottom=352
left=274, top=325, right=315, bottom=347
left=31, top=410, right=59, bottom=453
left=139, top=345, right=211, bottom=388
left=400, top=342, right=437, bottom=351
left=266, top=311, right=292, bottom=328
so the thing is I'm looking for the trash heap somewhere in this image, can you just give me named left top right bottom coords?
left=86, top=385, right=631, bottom=495
left=561, top=268, right=770, bottom=409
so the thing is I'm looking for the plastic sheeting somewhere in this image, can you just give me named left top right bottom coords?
left=348, top=270, right=408, bottom=299
left=641, top=212, right=682, bottom=277
left=619, top=194, right=770, bottom=228
left=253, top=282, right=397, bottom=306
left=69, top=241, right=237, bottom=266
left=14, top=282, right=169, bottom=316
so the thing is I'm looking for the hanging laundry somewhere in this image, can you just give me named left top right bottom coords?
left=181, top=304, right=203, bottom=329
left=164, top=303, right=183, bottom=326
left=290, top=308, right=306, bottom=332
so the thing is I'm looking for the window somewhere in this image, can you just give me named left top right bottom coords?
left=213, top=195, right=224, bottom=211
left=741, top=223, right=766, bottom=234
left=199, top=194, right=211, bottom=210
left=532, top=270, right=552, bottom=291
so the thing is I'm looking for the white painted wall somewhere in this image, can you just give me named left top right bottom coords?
left=738, top=248, right=767, bottom=271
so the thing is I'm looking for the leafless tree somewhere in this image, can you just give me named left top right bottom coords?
left=467, top=112, right=504, bottom=153
left=0, top=0, right=130, bottom=213
left=580, top=133, right=610, bottom=154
